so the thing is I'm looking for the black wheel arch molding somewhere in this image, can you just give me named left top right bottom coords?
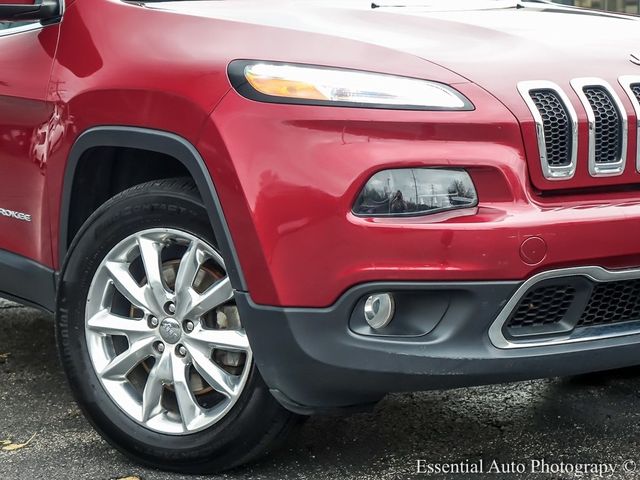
left=0, top=249, right=56, bottom=312
left=59, top=126, right=248, bottom=292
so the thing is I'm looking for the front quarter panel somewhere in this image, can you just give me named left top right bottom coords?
left=46, top=0, right=477, bottom=275
left=47, top=0, right=230, bottom=268
left=202, top=84, right=526, bottom=307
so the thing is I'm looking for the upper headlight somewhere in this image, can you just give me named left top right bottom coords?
left=228, top=61, right=474, bottom=111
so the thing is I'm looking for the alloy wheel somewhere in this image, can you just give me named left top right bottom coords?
left=84, top=228, right=252, bottom=435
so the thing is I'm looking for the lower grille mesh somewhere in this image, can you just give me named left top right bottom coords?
left=507, top=285, right=576, bottom=329
left=506, top=278, right=640, bottom=336
left=578, top=280, right=640, bottom=327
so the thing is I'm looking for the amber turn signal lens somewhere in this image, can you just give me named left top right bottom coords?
left=245, top=76, right=328, bottom=101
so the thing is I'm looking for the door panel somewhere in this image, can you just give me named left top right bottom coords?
left=0, top=24, right=60, bottom=266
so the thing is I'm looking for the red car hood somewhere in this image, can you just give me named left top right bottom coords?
left=147, top=0, right=640, bottom=112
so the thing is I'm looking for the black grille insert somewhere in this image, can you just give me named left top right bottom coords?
left=529, top=89, right=573, bottom=167
left=631, top=84, right=640, bottom=103
left=508, top=285, right=576, bottom=329
left=505, top=276, right=640, bottom=339
left=578, top=280, right=640, bottom=327
left=583, top=86, right=623, bottom=164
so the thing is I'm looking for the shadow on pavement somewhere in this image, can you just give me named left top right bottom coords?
left=2, top=303, right=640, bottom=480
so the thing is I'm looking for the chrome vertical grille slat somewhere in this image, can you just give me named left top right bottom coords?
left=631, top=84, right=640, bottom=103
left=518, top=81, right=578, bottom=180
left=571, top=78, right=628, bottom=177
left=529, top=90, right=573, bottom=167
left=619, top=76, right=640, bottom=174
left=583, top=86, right=623, bottom=164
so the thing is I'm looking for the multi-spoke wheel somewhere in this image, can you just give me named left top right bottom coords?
left=56, top=179, right=297, bottom=473
left=86, top=228, right=252, bottom=434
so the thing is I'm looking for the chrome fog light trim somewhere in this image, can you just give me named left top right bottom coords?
left=364, top=293, right=395, bottom=330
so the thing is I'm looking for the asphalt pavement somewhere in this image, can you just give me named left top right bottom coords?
left=2, top=298, right=640, bottom=480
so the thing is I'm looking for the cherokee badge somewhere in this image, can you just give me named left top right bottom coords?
left=0, top=207, right=31, bottom=222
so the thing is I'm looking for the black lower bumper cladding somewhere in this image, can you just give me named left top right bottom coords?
left=238, top=281, right=640, bottom=414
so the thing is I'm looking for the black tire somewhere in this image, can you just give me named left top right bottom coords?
left=55, top=178, right=298, bottom=473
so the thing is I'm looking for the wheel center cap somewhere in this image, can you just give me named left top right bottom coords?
left=159, top=318, right=181, bottom=344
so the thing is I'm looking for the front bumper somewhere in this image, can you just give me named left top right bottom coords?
left=206, top=73, right=640, bottom=413
left=238, top=277, right=640, bottom=414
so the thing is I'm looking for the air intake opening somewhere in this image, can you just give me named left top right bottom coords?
left=529, top=89, right=574, bottom=167
left=503, top=275, right=640, bottom=342
left=518, top=81, right=578, bottom=181
left=631, top=84, right=640, bottom=104
left=583, top=86, right=623, bottom=164
left=578, top=279, right=640, bottom=327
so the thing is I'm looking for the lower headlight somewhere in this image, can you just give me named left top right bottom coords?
left=353, top=168, right=478, bottom=217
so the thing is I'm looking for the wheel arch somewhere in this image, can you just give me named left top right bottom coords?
left=60, top=126, right=247, bottom=291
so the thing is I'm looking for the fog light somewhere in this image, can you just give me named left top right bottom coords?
left=353, top=168, right=477, bottom=217
left=364, top=293, right=395, bottom=330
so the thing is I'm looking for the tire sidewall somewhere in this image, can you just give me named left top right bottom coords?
left=56, top=182, right=287, bottom=471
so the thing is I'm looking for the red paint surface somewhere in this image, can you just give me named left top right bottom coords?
left=0, top=0, right=639, bottom=306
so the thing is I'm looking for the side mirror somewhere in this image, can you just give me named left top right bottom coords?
left=0, top=0, right=59, bottom=21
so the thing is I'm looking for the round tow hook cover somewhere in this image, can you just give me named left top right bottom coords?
left=520, top=236, right=548, bottom=266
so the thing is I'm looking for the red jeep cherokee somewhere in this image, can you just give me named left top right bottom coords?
left=2, top=0, right=640, bottom=473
